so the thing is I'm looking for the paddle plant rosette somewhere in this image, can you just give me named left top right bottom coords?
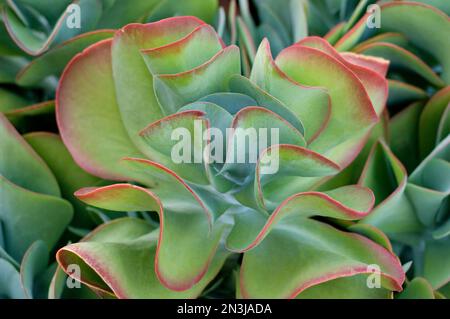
left=358, top=87, right=450, bottom=298
left=331, top=1, right=450, bottom=112
left=322, top=1, right=450, bottom=298
left=55, top=16, right=404, bottom=298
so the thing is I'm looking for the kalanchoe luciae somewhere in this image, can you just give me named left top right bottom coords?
left=0, top=113, right=108, bottom=298
left=229, top=1, right=450, bottom=96
left=322, top=1, right=450, bottom=299
left=332, top=1, right=450, bottom=112
left=0, top=9, right=58, bottom=132
left=1, top=0, right=219, bottom=56
left=358, top=87, right=450, bottom=298
left=54, top=15, right=405, bottom=298
left=0, top=1, right=223, bottom=299
left=285, top=0, right=450, bottom=193
left=221, top=0, right=380, bottom=75
left=0, top=0, right=221, bottom=100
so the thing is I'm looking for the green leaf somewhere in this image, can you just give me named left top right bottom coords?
left=275, top=43, right=378, bottom=167
left=0, top=56, right=28, bottom=83
left=254, top=1, right=291, bottom=46
left=0, top=258, right=25, bottom=298
left=290, top=0, right=308, bottom=42
left=236, top=16, right=257, bottom=64
left=341, top=0, right=369, bottom=34
left=390, top=101, right=425, bottom=173
left=419, top=87, right=450, bottom=159
left=56, top=38, right=143, bottom=180
left=24, top=132, right=103, bottom=228
left=0, top=113, right=59, bottom=195
left=178, top=101, right=235, bottom=191
left=376, top=2, right=450, bottom=84
left=228, top=185, right=375, bottom=252
left=348, top=223, right=393, bottom=252
left=48, top=265, right=67, bottom=299
left=3, top=0, right=103, bottom=55
left=141, top=24, right=222, bottom=75
left=406, top=137, right=450, bottom=227
left=397, top=277, right=435, bottom=299
left=239, top=217, right=404, bottom=298
left=340, top=51, right=390, bottom=77
left=0, top=19, right=23, bottom=55
left=423, top=238, right=450, bottom=289
left=12, top=0, right=72, bottom=23
left=0, top=88, right=28, bottom=113
left=57, top=218, right=229, bottom=298
left=96, top=0, right=160, bottom=28
left=437, top=105, right=450, bottom=142
left=147, top=0, right=218, bottom=25
left=298, top=37, right=388, bottom=116
left=297, top=274, right=391, bottom=299
left=324, top=22, right=346, bottom=45
left=439, top=282, right=450, bottom=298
left=250, top=39, right=328, bottom=142
left=0, top=175, right=73, bottom=261
left=222, top=106, right=306, bottom=180
left=387, top=80, right=428, bottom=107
left=20, top=240, right=49, bottom=299
left=139, top=110, right=209, bottom=184
left=256, top=144, right=340, bottom=210
left=154, top=45, right=241, bottom=114
left=16, top=29, right=114, bottom=86
left=359, top=141, right=424, bottom=237
left=75, top=166, right=224, bottom=291
left=4, top=100, right=55, bottom=122
left=178, top=101, right=232, bottom=139
left=198, top=92, right=257, bottom=115
left=229, top=75, right=306, bottom=137
left=352, top=32, right=409, bottom=51
left=354, top=42, right=445, bottom=88
left=111, top=17, right=205, bottom=155
left=256, top=24, right=285, bottom=57
left=336, top=1, right=450, bottom=83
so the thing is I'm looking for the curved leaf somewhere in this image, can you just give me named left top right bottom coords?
left=239, top=217, right=404, bottom=298
left=24, top=132, right=103, bottom=227
left=354, top=42, right=444, bottom=88
left=419, top=86, right=450, bottom=158
left=111, top=17, right=205, bottom=153
left=2, top=0, right=103, bottom=55
left=56, top=38, right=143, bottom=180
left=0, top=113, right=59, bottom=195
left=57, top=218, right=229, bottom=298
left=16, top=29, right=114, bottom=86
left=275, top=44, right=378, bottom=166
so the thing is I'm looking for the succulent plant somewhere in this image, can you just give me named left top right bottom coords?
left=0, top=0, right=221, bottom=131
left=0, top=10, right=56, bottom=132
left=330, top=1, right=449, bottom=113
left=315, top=1, right=450, bottom=299
left=1, top=0, right=448, bottom=301
left=52, top=15, right=407, bottom=298
left=0, top=112, right=107, bottom=298
left=0, top=0, right=228, bottom=152
left=1, top=0, right=218, bottom=56
left=358, top=87, right=450, bottom=298
left=219, top=0, right=380, bottom=75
